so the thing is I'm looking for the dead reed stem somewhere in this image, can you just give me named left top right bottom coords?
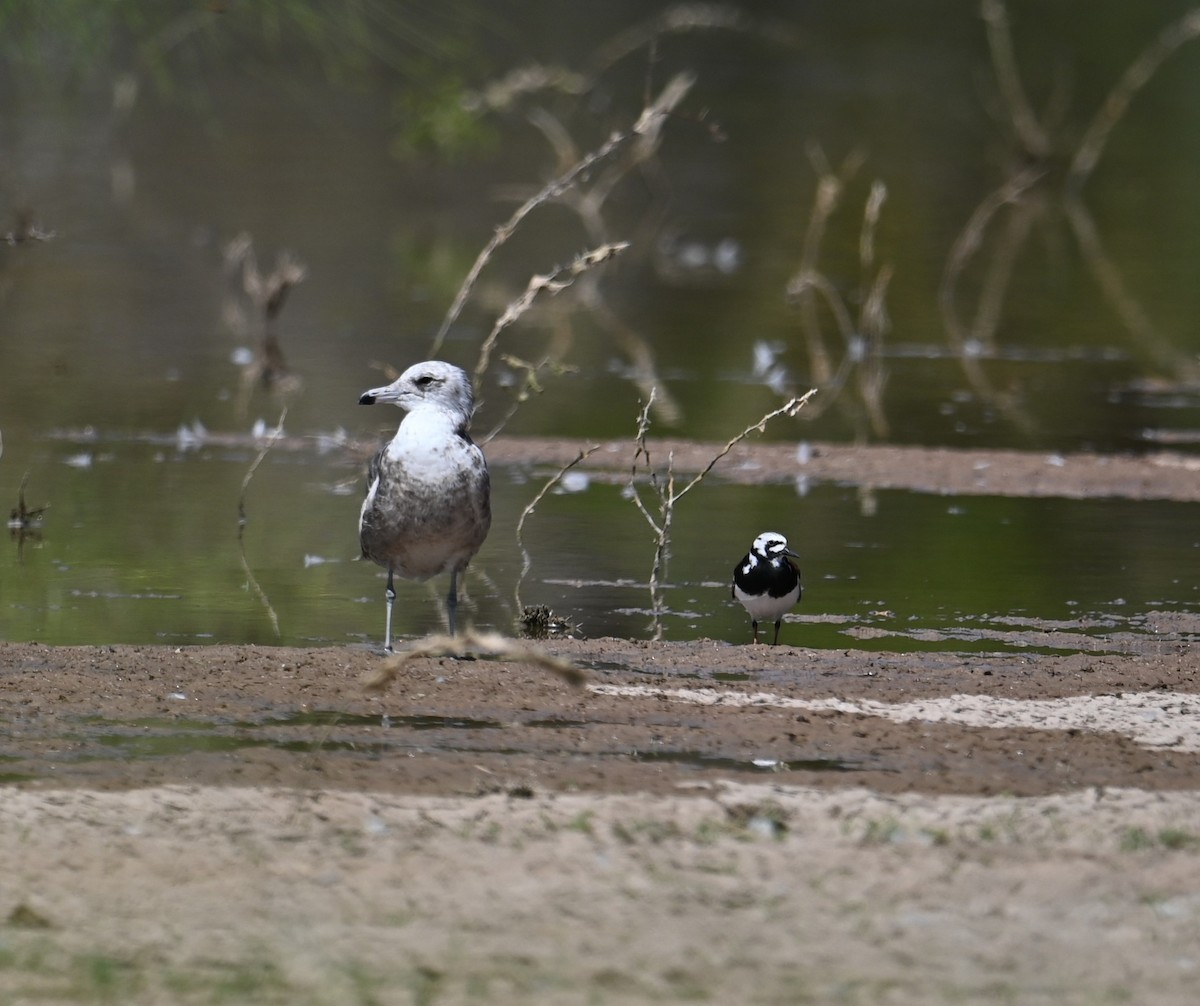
left=236, top=407, right=287, bottom=637
left=473, top=243, right=630, bottom=388
left=1068, top=8, right=1200, bottom=191
left=785, top=159, right=891, bottom=437
left=513, top=446, right=601, bottom=615
left=429, top=74, right=693, bottom=359
left=364, top=630, right=586, bottom=692
left=942, top=1, right=1200, bottom=406
left=628, top=388, right=817, bottom=639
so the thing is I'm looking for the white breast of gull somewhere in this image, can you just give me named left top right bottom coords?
left=358, top=360, right=491, bottom=650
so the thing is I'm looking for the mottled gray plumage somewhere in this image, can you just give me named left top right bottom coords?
left=359, top=360, right=491, bottom=650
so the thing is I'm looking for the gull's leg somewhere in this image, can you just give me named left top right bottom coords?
left=772, top=619, right=782, bottom=646
left=384, top=566, right=396, bottom=653
left=751, top=620, right=760, bottom=645
left=446, top=566, right=460, bottom=636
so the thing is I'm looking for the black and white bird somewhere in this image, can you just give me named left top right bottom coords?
left=731, top=531, right=802, bottom=645
left=358, top=360, right=491, bottom=651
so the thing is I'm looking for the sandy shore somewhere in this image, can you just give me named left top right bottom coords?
left=1, top=634, right=1199, bottom=1004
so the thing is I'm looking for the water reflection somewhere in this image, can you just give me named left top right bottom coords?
left=2, top=442, right=1196, bottom=651
left=940, top=1, right=1200, bottom=436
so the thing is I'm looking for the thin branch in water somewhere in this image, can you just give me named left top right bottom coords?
left=585, top=4, right=803, bottom=83
left=226, top=234, right=306, bottom=415
left=627, top=390, right=662, bottom=537
left=680, top=390, right=817, bottom=504
left=1068, top=8, right=1200, bottom=191
left=9, top=469, right=49, bottom=528
left=627, top=388, right=817, bottom=639
left=857, top=263, right=894, bottom=438
left=513, top=445, right=600, bottom=617
left=938, top=166, right=1046, bottom=352
left=1064, top=193, right=1198, bottom=381
left=429, top=73, right=692, bottom=358
left=788, top=145, right=866, bottom=387
left=461, top=64, right=588, bottom=114
left=473, top=242, right=630, bottom=388
left=237, top=407, right=287, bottom=637
left=980, top=0, right=1053, bottom=158
left=858, top=180, right=888, bottom=289
left=941, top=1, right=1200, bottom=416
left=481, top=354, right=579, bottom=444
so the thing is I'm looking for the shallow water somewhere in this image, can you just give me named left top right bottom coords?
left=3, top=437, right=1195, bottom=651
left=1, top=3, right=1198, bottom=649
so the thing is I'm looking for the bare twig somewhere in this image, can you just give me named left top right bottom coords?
left=1064, top=194, right=1197, bottom=380
left=782, top=146, right=893, bottom=438
left=858, top=180, right=889, bottom=291
left=364, top=630, right=586, bottom=692
left=1068, top=8, right=1200, bottom=191
left=237, top=407, right=287, bottom=637
left=939, top=166, right=1047, bottom=352
left=790, top=147, right=863, bottom=385
left=514, top=446, right=601, bottom=615
left=461, top=64, right=588, bottom=114
left=980, top=0, right=1053, bottom=158
left=941, top=1, right=1200, bottom=419
left=585, top=4, right=802, bottom=82
left=627, top=388, right=817, bottom=638
left=429, top=74, right=693, bottom=359
left=481, top=354, right=579, bottom=444
left=225, top=234, right=306, bottom=415
left=473, top=243, right=630, bottom=387
left=9, top=470, right=49, bottom=528
left=674, top=390, right=816, bottom=506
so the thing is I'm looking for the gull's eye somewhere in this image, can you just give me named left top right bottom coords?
left=415, top=374, right=435, bottom=388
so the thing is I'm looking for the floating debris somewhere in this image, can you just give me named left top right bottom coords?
left=557, top=470, right=590, bottom=494
left=176, top=420, right=208, bottom=451
left=3, top=208, right=55, bottom=245
left=518, top=605, right=580, bottom=639
left=9, top=471, right=48, bottom=535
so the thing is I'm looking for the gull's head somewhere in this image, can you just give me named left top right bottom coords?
left=751, top=531, right=797, bottom=560
left=359, top=360, right=475, bottom=421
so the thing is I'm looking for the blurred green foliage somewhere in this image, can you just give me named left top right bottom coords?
left=0, top=0, right=499, bottom=158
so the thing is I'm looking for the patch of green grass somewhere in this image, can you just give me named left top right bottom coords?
left=860, top=817, right=902, bottom=845
left=409, top=964, right=444, bottom=1006
left=920, top=827, right=951, bottom=847
left=0, top=943, right=146, bottom=1004
left=1157, top=828, right=1200, bottom=851
left=1120, top=827, right=1200, bottom=852
left=1120, top=827, right=1153, bottom=852
left=694, top=818, right=744, bottom=845
left=80, top=953, right=142, bottom=1001
left=565, top=811, right=594, bottom=835
left=161, top=957, right=293, bottom=1002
